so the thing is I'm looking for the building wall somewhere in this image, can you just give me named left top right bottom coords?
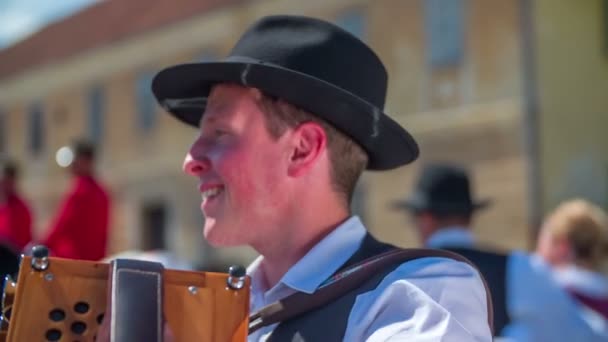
left=367, top=0, right=526, bottom=250
left=0, top=0, right=529, bottom=267
left=534, top=0, right=608, bottom=217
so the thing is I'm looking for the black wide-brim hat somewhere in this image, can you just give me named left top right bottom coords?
left=152, top=15, right=419, bottom=170
left=392, top=193, right=491, bottom=214
left=391, top=163, right=491, bottom=214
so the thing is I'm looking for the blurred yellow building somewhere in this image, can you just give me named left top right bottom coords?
left=0, top=0, right=531, bottom=268
left=533, top=0, right=608, bottom=222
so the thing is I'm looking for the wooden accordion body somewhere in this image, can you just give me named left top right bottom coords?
left=1, top=254, right=250, bottom=341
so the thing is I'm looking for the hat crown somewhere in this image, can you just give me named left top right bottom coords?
left=151, top=15, right=420, bottom=170
left=416, top=165, right=474, bottom=207
left=229, top=15, right=388, bottom=109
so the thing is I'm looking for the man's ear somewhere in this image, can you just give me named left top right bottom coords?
left=287, top=122, right=327, bottom=177
left=557, top=237, right=575, bottom=262
left=417, top=211, right=434, bottom=226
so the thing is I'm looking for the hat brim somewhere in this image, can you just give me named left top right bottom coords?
left=390, top=197, right=492, bottom=213
left=152, top=57, right=419, bottom=170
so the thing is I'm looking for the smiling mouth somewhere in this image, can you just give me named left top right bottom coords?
left=202, top=187, right=224, bottom=201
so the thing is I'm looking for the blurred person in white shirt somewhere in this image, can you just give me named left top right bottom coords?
left=537, top=198, right=608, bottom=335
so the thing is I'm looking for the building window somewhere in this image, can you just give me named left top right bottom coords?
left=424, top=0, right=466, bottom=67
left=136, top=71, right=157, bottom=132
left=335, top=9, right=366, bottom=41
left=87, top=84, right=105, bottom=145
left=141, top=201, right=168, bottom=250
left=27, top=102, right=44, bottom=156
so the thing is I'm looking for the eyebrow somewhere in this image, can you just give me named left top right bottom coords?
left=200, top=99, right=227, bottom=128
left=200, top=86, right=241, bottom=127
left=201, top=114, right=220, bottom=127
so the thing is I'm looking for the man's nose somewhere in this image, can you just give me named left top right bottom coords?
left=183, top=153, right=211, bottom=176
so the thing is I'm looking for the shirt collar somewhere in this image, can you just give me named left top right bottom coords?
left=247, top=216, right=366, bottom=295
left=554, top=265, right=608, bottom=298
left=426, top=226, right=475, bottom=249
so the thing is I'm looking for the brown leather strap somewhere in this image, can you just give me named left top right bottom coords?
left=249, top=248, right=494, bottom=335
left=109, top=259, right=165, bottom=342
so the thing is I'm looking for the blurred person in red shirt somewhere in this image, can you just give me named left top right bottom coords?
left=40, top=139, right=111, bottom=261
left=0, top=158, right=33, bottom=252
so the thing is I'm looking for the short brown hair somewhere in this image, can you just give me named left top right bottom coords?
left=544, top=199, right=608, bottom=269
left=1, top=159, right=18, bottom=179
left=253, top=89, right=368, bottom=205
left=72, top=138, right=96, bottom=160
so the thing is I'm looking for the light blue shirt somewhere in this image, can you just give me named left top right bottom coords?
left=247, top=217, right=492, bottom=341
left=427, top=227, right=608, bottom=341
left=426, top=226, right=476, bottom=249
left=553, top=265, right=608, bottom=336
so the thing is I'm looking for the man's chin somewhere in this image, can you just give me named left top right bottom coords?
left=203, top=224, right=244, bottom=247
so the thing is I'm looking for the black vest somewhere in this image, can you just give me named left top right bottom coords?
left=443, top=247, right=510, bottom=336
left=267, top=234, right=401, bottom=341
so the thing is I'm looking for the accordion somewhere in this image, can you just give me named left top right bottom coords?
left=1, top=246, right=250, bottom=341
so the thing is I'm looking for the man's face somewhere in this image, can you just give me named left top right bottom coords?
left=69, top=156, right=92, bottom=176
left=408, top=211, right=437, bottom=245
left=0, top=178, right=6, bottom=197
left=183, top=84, right=291, bottom=247
left=536, top=227, right=570, bottom=266
left=0, top=176, right=15, bottom=195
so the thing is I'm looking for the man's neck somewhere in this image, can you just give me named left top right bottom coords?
left=426, top=226, right=474, bottom=249
left=254, top=203, right=350, bottom=289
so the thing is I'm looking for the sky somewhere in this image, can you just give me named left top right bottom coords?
left=0, top=0, right=99, bottom=49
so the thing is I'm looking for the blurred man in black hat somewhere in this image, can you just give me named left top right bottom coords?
left=393, top=163, right=606, bottom=341
left=143, top=15, right=492, bottom=341
left=391, top=163, right=491, bottom=246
